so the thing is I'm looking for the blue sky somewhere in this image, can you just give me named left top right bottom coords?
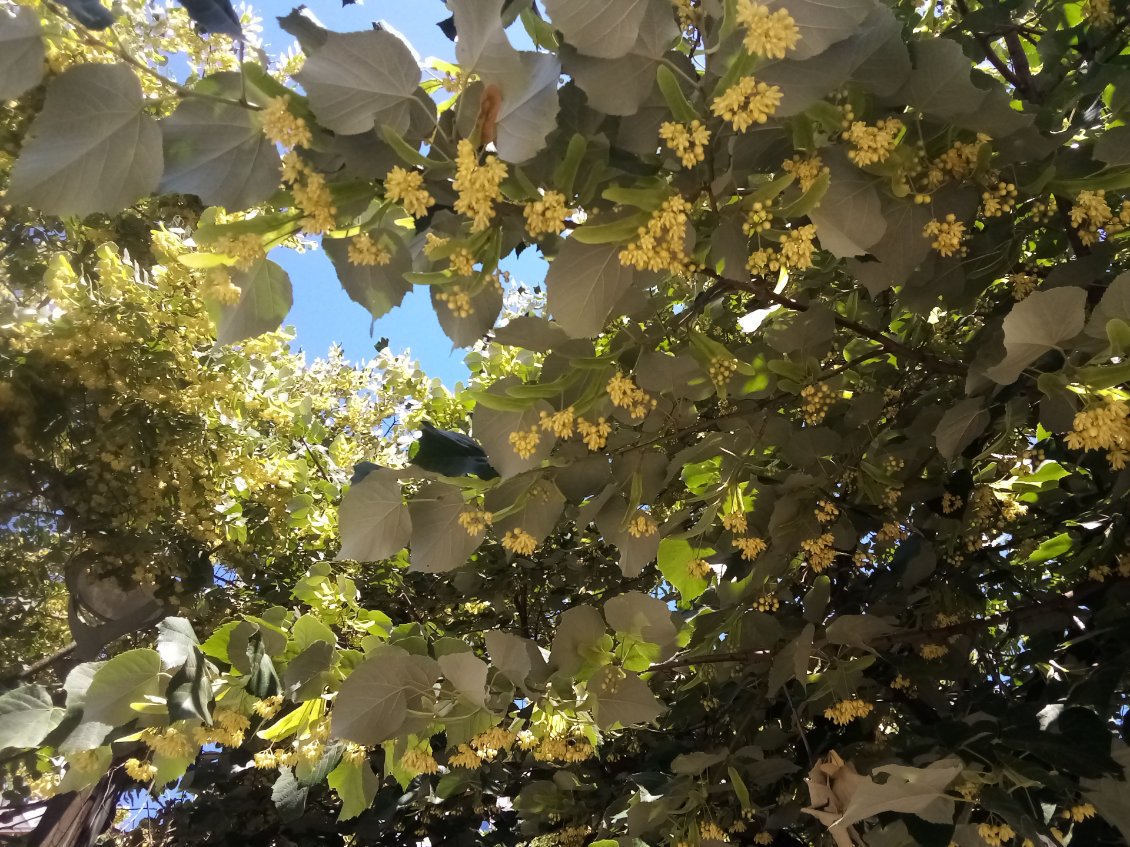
left=255, top=1, right=548, bottom=386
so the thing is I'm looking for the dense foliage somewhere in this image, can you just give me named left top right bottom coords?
left=4, top=1, right=1130, bottom=846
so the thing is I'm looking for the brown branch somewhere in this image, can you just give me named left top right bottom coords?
left=0, top=641, right=78, bottom=684
left=703, top=270, right=964, bottom=375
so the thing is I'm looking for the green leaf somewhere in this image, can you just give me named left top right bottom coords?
left=337, top=466, right=411, bottom=562
left=282, top=641, right=334, bottom=695
left=290, top=614, right=336, bottom=654
left=768, top=624, right=813, bottom=694
left=1026, top=532, right=1073, bottom=564
left=588, top=666, right=663, bottom=729
left=844, top=196, right=933, bottom=296
left=1086, top=271, right=1130, bottom=337
left=438, top=651, right=489, bottom=708
left=6, top=63, right=162, bottom=216
left=330, top=647, right=438, bottom=745
left=657, top=538, right=711, bottom=601
left=295, top=30, right=422, bottom=135
left=671, top=749, right=727, bottom=774
left=728, top=766, right=752, bottom=810
left=271, top=767, right=309, bottom=822
left=408, top=483, right=484, bottom=573
left=156, top=617, right=201, bottom=668
left=835, top=759, right=962, bottom=828
left=1082, top=744, right=1130, bottom=844
left=324, top=235, right=413, bottom=322
left=553, top=133, right=587, bottom=195
left=802, top=575, right=831, bottom=623
left=0, top=6, right=45, bottom=101
left=898, top=38, right=987, bottom=120
left=569, top=212, right=653, bottom=244
left=491, top=52, right=562, bottom=163
left=825, top=614, right=897, bottom=649
left=159, top=84, right=281, bottom=212
left=604, top=592, right=678, bottom=654
left=0, top=685, right=65, bottom=750
left=564, top=3, right=677, bottom=117
left=493, top=316, right=572, bottom=351
left=1095, top=126, right=1130, bottom=167
left=543, top=0, right=651, bottom=59
left=808, top=152, right=886, bottom=258
left=484, top=629, right=548, bottom=689
left=277, top=7, right=328, bottom=53
left=549, top=605, right=607, bottom=677
left=934, top=398, right=990, bottom=459
left=216, top=259, right=293, bottom=345
left=431, top=278, right=504, bottom=348
left=596, top=497, right=662, bottom=578
left=328, top=757, right=380, bottom=821
left=472, top=394, right=554, bottom=479
left=656, top=63, right=698, bottom=123
left=83, top=648, right=161, bottom=727
left=259, top=697, right=323, bottom=742
left=152, top=749, right=194, bottom=786
left=166, top=645, right=214, bottom=724
left=984, top=287, right=1087, bottom=384
left=547, top=240, right=653, bottom=339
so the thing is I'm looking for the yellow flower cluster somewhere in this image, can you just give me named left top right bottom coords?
left=782, top=154, right=829, bottom=192
left=448, top=744, right=481, bottom=769
left=815, top=499, right=838, bottom=523
left=458, top=508, right=493, bottom=536
left=202, top=268, right=242, bottom=306
left=619, top=195, right=693, bottom=274
left=607, top=372, right=657, bottom=419
left=262, top=97, right=313, bottom=148
left=744, top=201, right=773, bottom=235
left=198, top=708, right=251, bottom=747
left=453, top=139, right=508, bottom=231
left=711, top=77, right=783, bottom=132
left=252, top=695, right=284, bottom=719
left=436, top=285, right=474, bottom=318
left=1062, top=802, right=1097, bottom=822
left=922, top=214, right=966, bottom=257
left=721, top=511, right=748, bottom=533
left=540, top=407, right=576, bottom=438
left=844, top=119, right=903, bottom=167
left=977, top=823, right=1016, bottom=847
left=699, top=821, right=729, bottom=843
left=524, top=190, right=571, bottom=236
left=823, top=698, right=874, bottom=726
left=124, top=758, right=158, bottom=783
left=471, top=726, right=515, bottom=759
left=659, top=120, right=712, bottom=168
left=502, top=528, right=538, bottom=555
left=576, top=416, right=612, bottom=450
left=1086, top=0, right=1115, bottom=26
left=919, top=643, right=949, bottom=660
left=347, top=233, right=391, bottom=267
left=384, top=166, right=434, bottom=218
left=401, top=747, right=440, bottom=775
left=688, top=558, right=713, bottom=579
left=802, top=533, right=836, bottom=572
left=779, top=224, right=818, bottom=270
left=800, top=382, right=834, bottom=424
left=627, top=511, right=659, bottom=538
left=1009, top=272, right=1038, bottom=300
left=735, top=536, right=767, bottom=561
left=214, top=234, right=265, bottom=270
left=141, top=726, right=196, bottom=759
left=981, top=180, right=1018, bottom=217
left=890, top=674, right=911, bottom=690
left=509, top=425, right=542, bottom=458
left=1065, top=395, right=1130, bottom=469
left=755, top=593, right=779, bottom=612
left=753, top=834, right=774, bottom=846
left=448, top=248, right=477, bottom=276
left=293, top=170, right=337, bottom=234
left=534, top=736, right=595, bottom=763
left=941, top=492, right=964, bottom=514
left=735, top=0, right=800, bottom=58
left=1070, top=189, right=1130, bottom=245
left=708, top=355, right=737, bottom=390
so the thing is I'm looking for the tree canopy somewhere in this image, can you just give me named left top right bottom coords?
left=3, top=1, right=1130, bottom=846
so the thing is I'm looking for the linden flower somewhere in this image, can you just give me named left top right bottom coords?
left=782, top=154, right=828, bottom=192
left=802, top=533, right=836, bottom=572
left=457, top=508, right=492, bottom=536
left=721, top=511, right=747, bottom=534
left=688, top=558, right=713, bottom=579
left=347, top=233, right=391, bottom=267
left=576, top=415, right=612, bottom=451
left=436, top=285, right=474, bottom=318
left=449, top=744, right=481, bottom=769
left=453, top=139, right=508, bottom=232
left=659, top=120, right=711, bottom=168
left=384, top=166, right=434, bottom=218
left=607, top=371, right=657, bottom=419
left=508, top=425, right=541, bottom=459
left=922, top=214, right=965, bottom=257
left=627, top=511, right=659, bottom=538
left=711, top=77, right=783, bottom=132
left=977, top=823, right=1016, bottom=847
left=124, top=758, right=158, bottom=783
left=708, top=355, right=737, bottom=389
left=844, top=118, right=903, bottom=167
left=778, top=224, right=817, bottom=270
left=735, top=0, right=800, bottom=58
left=524, top=190, right=570, bottom=237
left=735, top=536, right=767, bottom=561
left=619, top=195, right=694, bottom=274
left=919, top=643, right=949, bottom=660
left=252, top=695, right=284, bottom=719
left=1086, top=0, right=1115, bottom=26
left=1062, top=802, right=1097, bottom=823
left=502, top=528, right=538, bottom=556
left=1070, top=189, right=1114, bottom=246
left=400, top=748, right=439, bottom=775
left=1065, top=395, right=1130, bottom=469
left=823, top=698, right=874, bottom=726
left=262, top=96, right=312, bottom=148
left=539, top=407, right=576, bottom=438
left=293, top=171, right=336, bottom=234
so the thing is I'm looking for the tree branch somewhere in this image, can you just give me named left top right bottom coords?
left=0, top=641, right=78, bottom=683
